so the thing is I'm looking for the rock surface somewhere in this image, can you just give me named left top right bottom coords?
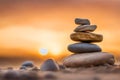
left=68, top=43, right=101, bottom=53
left=75, top=18, right=90, bottom=25
left=74, top=25, right=97, bottom=32
left=63, top=52, right=115, bottom=68
left=40, top=59, right=60, bottom=71
left=70, top=32, right=103, bottom=42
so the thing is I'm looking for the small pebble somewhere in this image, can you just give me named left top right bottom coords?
left=40, top=59, right=60, bottom=71
left=21, top=61, right=34, bottom=67
left=75, top=18, right=90, bottom=25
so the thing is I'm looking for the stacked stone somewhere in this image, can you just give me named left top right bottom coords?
left=63, top=18, right=115, bottom=68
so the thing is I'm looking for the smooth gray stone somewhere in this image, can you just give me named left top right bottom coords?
left=75, top=18, right=90, bottom=25
left=21, top=61, right=34, bottom=67
left=63, top=52, right=115, bottom=67
left=68, top=43, right=101, bottom=53
left=74, top=25, right=97, bottom=32
left=40, top=59, right=60, bottom=71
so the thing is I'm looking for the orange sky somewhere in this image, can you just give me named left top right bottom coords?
left=0, top=0, right=120, bottom=61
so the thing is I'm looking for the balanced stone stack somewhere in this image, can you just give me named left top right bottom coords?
left=63, top=18, right=115, bottom=68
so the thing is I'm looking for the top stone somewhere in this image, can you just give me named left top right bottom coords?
left=75, top=18, right=90, bottom=25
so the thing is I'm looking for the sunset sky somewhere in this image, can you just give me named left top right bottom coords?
left=0, top=0, right=120, bottom=62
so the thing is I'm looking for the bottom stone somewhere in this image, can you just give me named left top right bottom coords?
left=63, top=52, right=115, bottom=68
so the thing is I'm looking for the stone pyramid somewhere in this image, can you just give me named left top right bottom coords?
left=63, top=18, right=115, bottom=68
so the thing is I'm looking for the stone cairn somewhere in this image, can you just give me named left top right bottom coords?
left=63, top=18, right=115, bottom=68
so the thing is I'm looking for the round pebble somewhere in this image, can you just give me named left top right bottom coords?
left=21, top=61, right=34, bottom=67
left=40, top=59, right=60, bottom=71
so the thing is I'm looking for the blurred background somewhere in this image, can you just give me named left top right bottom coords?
left=0, top=0, right=120, bottom=66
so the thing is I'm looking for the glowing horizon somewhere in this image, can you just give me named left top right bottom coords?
left=0, top=0, right=120, bottom=60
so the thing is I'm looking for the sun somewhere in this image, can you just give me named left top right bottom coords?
left=39, top=48, right=48, bottom=56
left=38, top=47, right=61, bottom=56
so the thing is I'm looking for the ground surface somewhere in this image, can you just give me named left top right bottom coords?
left=0, top=65, right=120, bottom=80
